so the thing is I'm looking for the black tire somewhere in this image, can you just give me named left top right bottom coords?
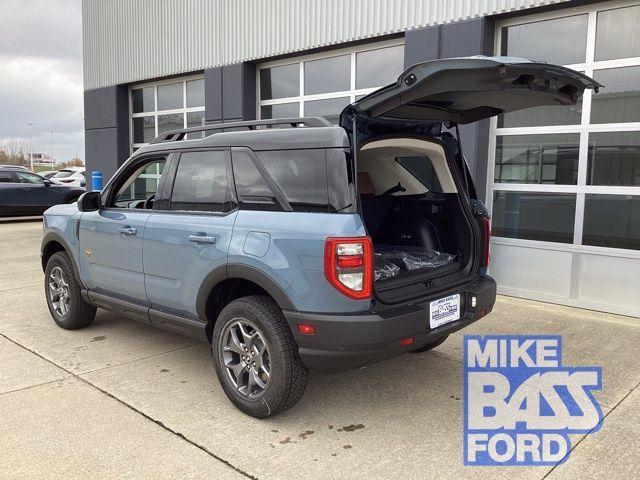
left=211, top=295, right=308, bottom=418
left=410, top=334, right=449, bottom=353
left=44, top=251, right=96, bottom=330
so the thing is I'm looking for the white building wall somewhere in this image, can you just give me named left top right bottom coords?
left=82, top=0, right=570, bottom=90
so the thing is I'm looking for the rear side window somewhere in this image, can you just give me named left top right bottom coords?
left=171, top=151, right=229, bottom=212
left=53, top=170, right=74, bottom=178
left=396, top=156, right=444, bottom=194
left=0, top=172, right=14, bottom=183
left=232, top=149, right=280, bottom=210
left=257, top=149, right=329, bottom=212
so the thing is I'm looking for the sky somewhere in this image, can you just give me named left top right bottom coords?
left=0, top=0, right=84, bottom=163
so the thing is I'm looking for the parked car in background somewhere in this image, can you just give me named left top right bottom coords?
left=52, top=167, right=85, bottom=187
left=38, top=170, right=60, bottom=180
left=0, top=164, right=30, bottom=171
left=0, top=166, right=84, bottom=216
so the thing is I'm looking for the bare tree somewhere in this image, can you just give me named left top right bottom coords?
left=0, top=140, right=30, bottom=166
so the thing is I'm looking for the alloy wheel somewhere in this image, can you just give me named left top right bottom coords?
left=48, top=266, right=71, bottom=316
left=220, top=319, right=271, bottom=398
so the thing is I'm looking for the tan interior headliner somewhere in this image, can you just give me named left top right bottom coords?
left=358, top=138, right=458, bottom=195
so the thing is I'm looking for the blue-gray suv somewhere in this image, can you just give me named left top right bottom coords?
left=41, top=57, right=598, bottom=417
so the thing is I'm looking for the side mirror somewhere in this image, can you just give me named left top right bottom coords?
left=43, top=179, right=52, bottom=187
left=77, top=191, right=102, bottom=212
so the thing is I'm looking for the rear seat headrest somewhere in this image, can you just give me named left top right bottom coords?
left=358, top=172, right=376, bottom=195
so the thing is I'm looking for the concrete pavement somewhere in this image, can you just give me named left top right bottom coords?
left=1, top=220, right=639, bottom=479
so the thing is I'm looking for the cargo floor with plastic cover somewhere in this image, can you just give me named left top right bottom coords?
left=357, top=137, right=474, bottom=289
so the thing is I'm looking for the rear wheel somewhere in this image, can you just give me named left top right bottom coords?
left=211, top=295, right=308, bottom=418
left=45, top=252, right=96, bottom=329
left=410, top=334, right=448, bottom=353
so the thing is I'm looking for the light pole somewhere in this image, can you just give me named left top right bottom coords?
left=47, top=129, right=55, bottom=164
left=26, top=121, right=34, bottom=171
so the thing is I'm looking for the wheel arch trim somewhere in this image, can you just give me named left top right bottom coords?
left=41, top=231, right=86, bottom=290
left=196, top=264, right=296, bottom=322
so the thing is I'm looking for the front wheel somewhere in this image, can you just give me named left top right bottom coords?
left=44, top=252, right=96, bottom=329
left=211, top=295, right=308, bottom=418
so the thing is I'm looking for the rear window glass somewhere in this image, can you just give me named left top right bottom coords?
left=396, top=156, right=444, bottom=193
left=232, top=150, right=280, bottom=210
left=0, top=172, right=14, bottom=182
left=257, top=150, right=329, bottom=212
left=53, top=170, right=74, bottom=178
left=171, top=151, right=229, bottom=212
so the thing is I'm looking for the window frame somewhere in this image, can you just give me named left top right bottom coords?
left=487, top=0, right=640, bottom=257
left=256, top=38, right=405, bottom=121
left=129, top=74, right=205, bottom=153
left=102, top=153, right=173, bottom=211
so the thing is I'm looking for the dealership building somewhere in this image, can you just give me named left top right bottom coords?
left=82, top=0, right=640, bottom=317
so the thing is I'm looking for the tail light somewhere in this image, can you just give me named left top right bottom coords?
left=482, top=217, right=491, bottom=267
left=59, top=179, right=74, bottom=183
left=324, top=237, right=373, bottom=299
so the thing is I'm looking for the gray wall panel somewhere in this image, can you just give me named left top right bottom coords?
left=84, top=85, right=130, bottom=189
left=82, top=0, right=570, bottom=90
left=204, top=67, right=223, bottom=122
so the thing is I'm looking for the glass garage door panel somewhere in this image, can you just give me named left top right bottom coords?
left=304, top=55, right=350, bottom=95
left=595, top=5, right=640, bottom=61
left=587, top=132, right=640, bottom=186
left=491, top=191, right=576, bottom=243
left=260, top=103, right=299, bottom=120
left=500, top=15, right=588, bottom=66
left=260, top=64, right=299, bottom=100
left=494, top=134, right=579, bottom=185
left=132, top=87, right=154, bottom=113
left=591, top=67, right=640, bottom=124
left=583, top=195, right=640, bottom=250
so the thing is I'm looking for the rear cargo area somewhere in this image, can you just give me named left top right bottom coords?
left=357, top=137, right=475, bottom=298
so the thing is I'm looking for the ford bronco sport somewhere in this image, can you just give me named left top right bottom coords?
left=41, top=57, right=599, bottom=417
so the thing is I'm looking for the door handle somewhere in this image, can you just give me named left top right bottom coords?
left=188, top=233, right=217, bottom=244
left=118, top=226, right=137, bottom=236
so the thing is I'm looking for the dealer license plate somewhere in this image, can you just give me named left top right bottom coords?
left=429, top=294, right=461, bottom=329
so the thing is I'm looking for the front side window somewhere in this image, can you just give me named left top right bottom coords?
left=170, top=151, right=229, bottom=212
left=112, top=159, right=166, bottom=208
left=16, top=172, right=45, bottom=184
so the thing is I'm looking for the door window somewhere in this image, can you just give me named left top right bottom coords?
left=170, top=151, right=229, bottom=212
left=112, top=159, right=166, bottom=208
left=16, top=172, right=45, bottom=184
left=0, top=172, right=15, bottom=183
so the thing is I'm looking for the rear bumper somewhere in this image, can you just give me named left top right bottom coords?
left=283, top=275, right=496, bottom=373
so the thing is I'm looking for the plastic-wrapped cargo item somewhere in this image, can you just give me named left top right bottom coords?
left=374, top=255, right=401, bottom=281
left=400, top=250, right=455, bottom=270
left=373, top=249, right=456, bottom=281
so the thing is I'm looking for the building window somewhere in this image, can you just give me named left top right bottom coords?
left=130, top=76, right=205, bottom=151
left=490, top=3, right=640, bottom=251
left=257, top=41, right=404, bottom=124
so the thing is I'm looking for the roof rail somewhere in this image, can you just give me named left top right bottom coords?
left=149, top=117, right=334, bottom=144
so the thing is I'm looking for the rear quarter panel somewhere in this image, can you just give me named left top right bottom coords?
left=229, top=211, right=371, bottom=313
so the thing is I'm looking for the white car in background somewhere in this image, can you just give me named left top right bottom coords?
left=52, top=167, right=86, bottom=188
